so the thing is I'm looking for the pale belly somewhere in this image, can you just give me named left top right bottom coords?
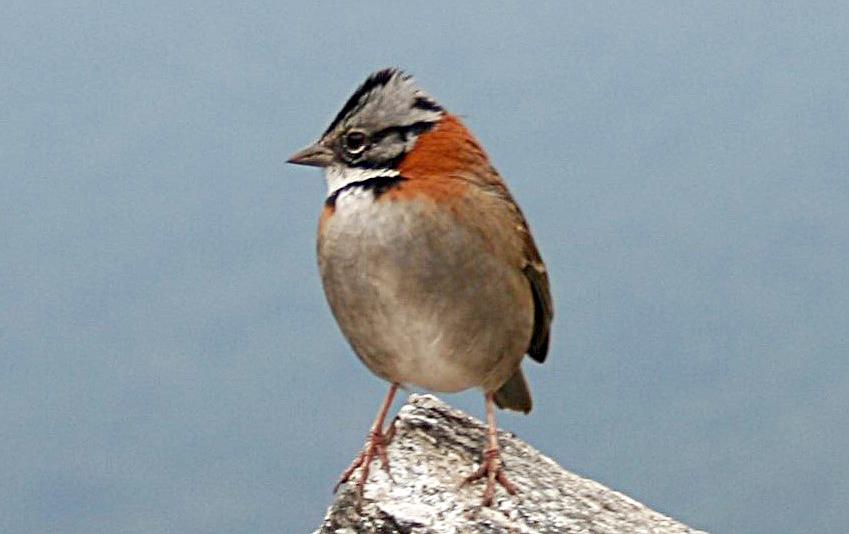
left=318, top=193, right=533, bottom=392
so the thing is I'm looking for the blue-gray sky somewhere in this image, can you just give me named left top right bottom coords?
left=2, top=2, right=847, bottom=533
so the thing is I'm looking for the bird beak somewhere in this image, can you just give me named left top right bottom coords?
left=287, top=142, right=334, bottom=168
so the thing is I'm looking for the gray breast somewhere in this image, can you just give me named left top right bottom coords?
left=318, top=191, right=533, bottom=393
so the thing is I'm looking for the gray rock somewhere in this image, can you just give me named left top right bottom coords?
left=313, top=394, right=708, bottom=534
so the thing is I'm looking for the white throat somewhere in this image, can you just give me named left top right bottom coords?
left=325, top=165, right=400, bottom=198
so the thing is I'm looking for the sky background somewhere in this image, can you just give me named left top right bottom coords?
left=2, top=2, right=848, bottom=533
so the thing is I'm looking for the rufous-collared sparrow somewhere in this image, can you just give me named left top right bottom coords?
left=287, top=68, right=553, bottom=506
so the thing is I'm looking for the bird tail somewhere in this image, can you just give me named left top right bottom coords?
left=493, top=368, right=532, bottom=413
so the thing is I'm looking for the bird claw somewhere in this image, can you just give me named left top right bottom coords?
left=461, top=447, right=517, bottom=507
left=334, top=424, right=395, bottom=500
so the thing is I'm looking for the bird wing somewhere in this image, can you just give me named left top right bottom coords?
left=472, top=170, right=554, bottom=364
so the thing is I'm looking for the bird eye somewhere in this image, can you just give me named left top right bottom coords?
left=343, top=131, right=367, bottom=154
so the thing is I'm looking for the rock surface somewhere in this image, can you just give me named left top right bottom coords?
left=313, top=394, right=707, bottom=534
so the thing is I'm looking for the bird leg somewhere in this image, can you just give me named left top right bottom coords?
left=462, top=392, right=517, bottom=506
left=334, top=384, right=398, bottom=499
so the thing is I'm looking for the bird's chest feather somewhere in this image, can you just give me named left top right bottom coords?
left=316, top=187, right=532, bottom=392
left=318, top=189, right=476, bottom=322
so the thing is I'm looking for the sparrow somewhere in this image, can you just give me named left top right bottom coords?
left=287, top=68, right=553, bottom=507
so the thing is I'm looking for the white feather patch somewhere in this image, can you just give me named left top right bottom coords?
left=325, top=165, right=399, bottom=198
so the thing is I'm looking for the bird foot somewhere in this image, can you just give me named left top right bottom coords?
left=462, top=446, right=517, bottom=506
left=334, top=424, right=395, bottom=500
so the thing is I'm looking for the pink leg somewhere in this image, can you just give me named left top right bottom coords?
left=462, top=392, right=517, bottom=506
left=334, top=384, right=398, bottom=500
